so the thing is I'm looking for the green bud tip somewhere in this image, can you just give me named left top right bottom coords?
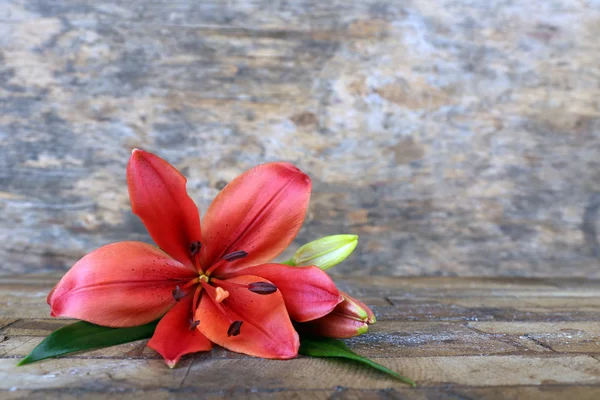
left=357, top=324, right=369, bottom=335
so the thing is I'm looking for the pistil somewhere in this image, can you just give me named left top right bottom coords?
left=214, top=287, right=230, bottom=303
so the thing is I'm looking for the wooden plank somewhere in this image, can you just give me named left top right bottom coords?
left=470, top=322, right=600, bottom=354
left=182, top=356, right=600, bottom=388
left=13, top=318, right=600, bottom=359
left=1, top=359, right=190, bottom=391
left=378, top=302, right=600, bottom=323
left=4, top=355, right=600, bottom=391
left=0, top=319, right=18, bottom=329
left=3, top=386, right=600, bottom=400
left=348, top=321, right=525, bottom=357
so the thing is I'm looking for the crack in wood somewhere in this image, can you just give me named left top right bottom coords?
left=524, top=335, right=557, bottom=353
left=179, top=359, right=194, bottom=388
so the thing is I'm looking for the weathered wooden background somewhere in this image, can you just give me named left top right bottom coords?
left=1, top=0, right=600, bottom=277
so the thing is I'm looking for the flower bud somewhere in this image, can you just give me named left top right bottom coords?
left=296, top=291, right=375, bottom=339
left=296, top=312, right=368, bottom=339
left=337, top=291, right=376, bottom=324
left=292, top=234, right=358, bottom=270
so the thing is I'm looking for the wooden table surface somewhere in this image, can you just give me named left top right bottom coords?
left=2, top=274, right=599, bottom=399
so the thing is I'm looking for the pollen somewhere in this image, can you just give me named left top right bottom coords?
left=214, top=286, right=230, bottom=303
left=222, top=250, right=248, bottom=262
left=189, top=318, right=200, bottom=331
left=227, top=320, right=243, bottom=337
left=189, top=241, right=202, bottom=255
left=248, top=281, right=277, bottom=295
left=172, top=286, right=185, bottom=301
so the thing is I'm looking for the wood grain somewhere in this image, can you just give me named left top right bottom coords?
left=2, top=274, right=600, bottom=398
left=1, top=0, right=600, bottom=277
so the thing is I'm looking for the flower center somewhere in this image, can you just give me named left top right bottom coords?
left=181, top=246, right=278, bottom=338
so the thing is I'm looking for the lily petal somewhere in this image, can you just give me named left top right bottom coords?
left=195, top=275, right=299, bottom=359
left=234, top=264, right=342, bottom=322
left=127, top=149, right=202, bottom=270
left=48, top=242, right=197, bottom=327
left=148, top=293, right=212, bottom=368
left=201, top=162, right=311, bottom=276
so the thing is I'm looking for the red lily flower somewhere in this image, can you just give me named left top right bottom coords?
left=47, top=150, right=342, bottom=367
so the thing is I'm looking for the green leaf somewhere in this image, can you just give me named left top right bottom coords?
left=299, top=336, right=416, bottom=387
left=18, top=320, right=158, bottom=366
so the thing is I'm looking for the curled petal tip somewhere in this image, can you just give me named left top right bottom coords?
left=339, top=292, right=376, bottom=324
left=130, top=148, right=147, bottom=158
left=166, top=360, right=178, bottom=369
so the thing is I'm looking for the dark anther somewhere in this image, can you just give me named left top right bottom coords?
left=248, top=282, right=277, bottom=295
left=189, top=318, right=200, bottom=331
left=227, top=320, right=243, bottom=337
left=172, top=286, right=185, bottom=301
left=190, top=241, right=202, bottom=255
left=222, top=250, right=248, bottom=262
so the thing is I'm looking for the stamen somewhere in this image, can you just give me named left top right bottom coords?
left=182, top=277, right=200, bottom=289
left=210, top=278, right=277, bottom=295
left=192, top=285, right=203, bottom=311
left=248, top=282, right=277, bottom=295
left=172, top=286, right=185, bottom=301
left=189, top=318, right=200, bottom=331
left=227, top=320, right=243, bottom=337
left=214, top=287, right=230, bottom=303
left=190, top=241, right=202, bottom=255
left=222, top=250, right=248, bottom=262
